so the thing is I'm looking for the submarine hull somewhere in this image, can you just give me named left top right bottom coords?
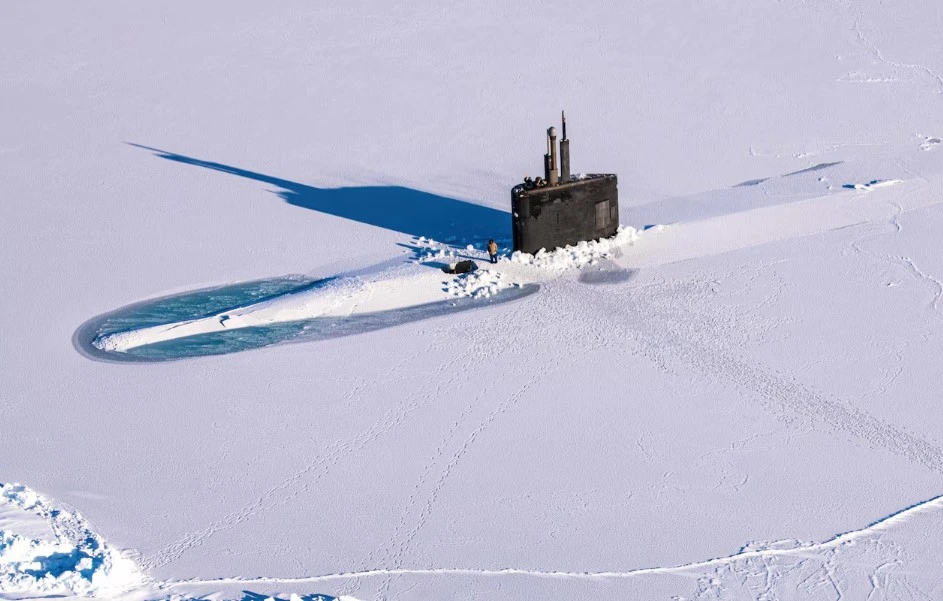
left=511, top=174, right=619, bottom=254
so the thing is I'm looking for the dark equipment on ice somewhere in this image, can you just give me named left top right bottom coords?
left=511, top=113, right=619, bottom=254
left=448, top=260, right=478, bottom=274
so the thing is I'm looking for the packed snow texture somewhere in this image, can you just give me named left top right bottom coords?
left=509, top=226, right=639, bottom=271
left=1, top=483, right=368, bottom=600
left=444, top=269, right=514, bottom=299
left=0, top=484, right=142, bottom=598
left=7, top=481, right=943, bottom=600
left=91, top=228, right=637, bottom=356
left=5, top=1, right=943, bottom=600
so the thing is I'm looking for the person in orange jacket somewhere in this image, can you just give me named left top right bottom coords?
left=487, top=239, right=498, bottom=264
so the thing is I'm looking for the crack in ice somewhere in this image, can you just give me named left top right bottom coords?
left=852, top=14, right=943, bottom=95
left=170, top=494, right=943, bottom=586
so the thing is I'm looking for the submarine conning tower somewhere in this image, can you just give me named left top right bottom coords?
left=511, top=112, right=619, bottom=254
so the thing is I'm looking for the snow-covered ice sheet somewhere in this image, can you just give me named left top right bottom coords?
left=7, top=480, right=943, bottom=600
left=82, top=229, right=638, bottom=360
left=5, top=0, right=943, bottom=600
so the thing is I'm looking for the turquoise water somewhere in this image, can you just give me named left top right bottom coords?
left=93, top=276, right=323, bottom=337
left=76, top=276, right=538, bottom=362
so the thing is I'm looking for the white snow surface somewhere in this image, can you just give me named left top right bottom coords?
left=0, top=484, right=142, bottom=598
left=5, top=1, right=943, bottom=600
left=95, top=228, right=638, bottom=353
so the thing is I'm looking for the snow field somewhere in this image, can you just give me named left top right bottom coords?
left=5, top=1, right=943, bottom=600
left=6, top=480, right=943, bottom=600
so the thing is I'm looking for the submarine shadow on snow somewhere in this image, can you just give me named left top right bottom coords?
left=127, top=143, right=510, bottom=243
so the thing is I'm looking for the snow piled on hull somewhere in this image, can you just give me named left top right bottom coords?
left=88, top=227, right=640, bottom=358
left=510, top=226, right=639, bottom=271
left=0, top=483, right=143, bottom=598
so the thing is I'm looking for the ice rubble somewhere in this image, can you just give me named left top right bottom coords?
left=421, top=226, right=639, bottom=277
left=445, top=269, right=517, bottom=298
left=437, top=226, right=640, bottom=298
left=0, top=483, right=369, bottom=601
left=0, top=483, right=144, bottom=598
left=416, top=226, right=639, bottom=299
left=843, top=179, right=902, bottom=191
left=509, top=226, right=639, bottom=271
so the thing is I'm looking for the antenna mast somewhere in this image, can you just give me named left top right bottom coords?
left=559, top=111, right=570, bottom=182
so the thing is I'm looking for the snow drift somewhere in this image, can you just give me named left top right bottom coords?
left=0, top=483, right=143, bottom=598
